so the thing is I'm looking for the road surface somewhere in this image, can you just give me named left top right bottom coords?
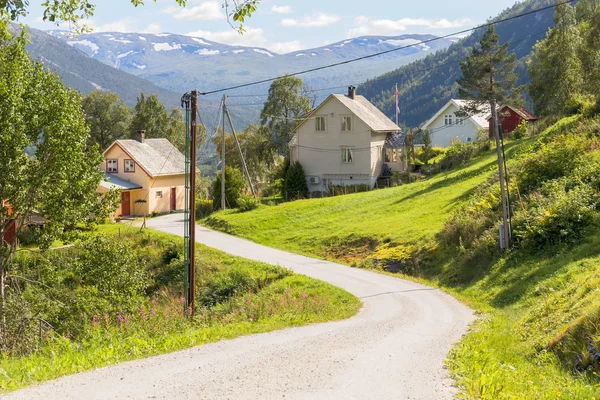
left=6, top=214, right=474, bottom=400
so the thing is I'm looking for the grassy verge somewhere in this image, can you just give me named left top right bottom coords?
left=202, top=120, right=600, bottom=399
left=0, top=225, right=361, bottom=393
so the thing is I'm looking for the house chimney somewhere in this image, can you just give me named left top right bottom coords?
left=138, top=130, right=146, bottom=143
left=348, top=86, right=356, bottom=100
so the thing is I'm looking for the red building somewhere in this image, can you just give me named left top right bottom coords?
left=488, top=105, right=537, bottom=138
left=1, top=201, right=16, bottom=246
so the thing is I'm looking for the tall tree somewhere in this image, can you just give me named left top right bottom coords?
left=577, top=0, right=600, bottom=100
left=0, top=26, right=110, bottom=339
left=82, top=90, right=130, bottom=151
left=528, top=2, right=584, bottom=115
left=260, top=75, right=311, bottom=154
left=128, top=93, right=186, bottom=151
left=457, top=25, right=521, bottom=113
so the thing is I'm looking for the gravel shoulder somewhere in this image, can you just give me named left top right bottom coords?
left=5, top=214, right=474, bottom=400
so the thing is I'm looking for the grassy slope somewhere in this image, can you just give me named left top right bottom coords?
left=206, top=143, right=517, bottom=263
left=204, top=134, right=600, bottom=399
left=0, top=225, right=361, bottom=393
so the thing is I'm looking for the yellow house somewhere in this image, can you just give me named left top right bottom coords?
left=98, top=132, right=187, bottom=217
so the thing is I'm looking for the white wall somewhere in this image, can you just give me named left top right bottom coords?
left=295, top=96, right=376, bottom=191
left=428, top=103, right=481, bottom=148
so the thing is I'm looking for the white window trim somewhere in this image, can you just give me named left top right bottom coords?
left=341, top=147, right=354, bottom=164
left=315, top=116, right=327, bottom=133
left=341, top=115, right=353, bottom=132
left=444, top=114, right=455, bottom=126
left=106, top=159, right=118, bottom=173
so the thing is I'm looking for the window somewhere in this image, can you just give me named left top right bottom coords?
left=458, top=118, right=464, bottom=125
left=444, top=114, right=454, bottom=126
left=341, top=116, right=352, bottom=132
left=124, top=159, right=135, bottom=173
left=315, top=116, right=326, bottom=132
left=106, top=159, right=118, bottom=173
left=156, top=191, right=163, bottom=198
left=467, top=137, right=472, bottom=142
left=341, top=147, right=354, bottom=163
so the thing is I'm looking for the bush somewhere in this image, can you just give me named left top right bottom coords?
left=212, top=166, right=245, bottom=209
left=512, top=120, right=529, bottom=139
left=440, top=139, right=477, bottom=170
left=329, top=184, right=370, bottom=196
left=284, top=162, right=308, bottom=200
left=196, top=199, right=213, bottom=218
left=237, top=194, right=259, bottom=212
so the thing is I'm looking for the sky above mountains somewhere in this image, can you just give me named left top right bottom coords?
left=22, top=0, right=518, bottom=53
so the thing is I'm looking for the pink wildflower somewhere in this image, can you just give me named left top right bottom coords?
left=117, top=314, right=124, bottom=323
left=301, top=291, right=307, bottom=299
left=150, top=308, right=156, bottom=316
left=233, top=309, right=239, bottom=314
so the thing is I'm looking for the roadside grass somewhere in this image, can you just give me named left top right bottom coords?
left=202, top=128, right=600, bottom=399
left=0, top=225, right=361, bottom=393
left=205, top=140, right=529, bottom=264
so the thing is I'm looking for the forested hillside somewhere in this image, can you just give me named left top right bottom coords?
left=360, top=0, right=558, bottom=128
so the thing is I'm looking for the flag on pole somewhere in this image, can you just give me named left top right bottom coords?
left=395, top=87, right=400, bottom=114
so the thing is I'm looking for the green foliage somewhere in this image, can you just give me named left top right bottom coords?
left=237, top=194, right=259, bottom=212
left=82, top=90, right=130, bottom=151
left=128, top=93, right=191, bottom=152
left=260, top=75, right=311, bottom=154
left=196, top=199, right=214, bottom=219
left=212, top=166, right=245, bottom=209
left=328, top=184, right=371, bottom=196
left=420, top=129, right=434, bottom=164
left=512, top=119, right=529, bottom=139
left=284, top=162, right=308, bottom=199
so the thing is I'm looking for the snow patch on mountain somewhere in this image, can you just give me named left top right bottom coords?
left=117, top=51, right=134, bottom=59
left=253, top=49, right=274, bottom=57
left=139, top=36, right=147, bottom=41
left=109, top=38, right=133, bottom=44
left=296, top=53, right=306, bottom=57
left=154, top=33, right=171, bottom=37
left=154, top=42, right=181, bottom=51
left=132, top=63, right=146, bottom=70
left=196, top=48, right=220, bottom=55
left=191, top=38, right=211, bottom=46
left=380, top=38, right=420, bottom=47
left=233, top=49, right=245, bottom=54
left=67, top=40, right=99, bottom=54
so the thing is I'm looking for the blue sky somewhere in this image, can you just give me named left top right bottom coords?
left=22, top=0, right=518, bottom=53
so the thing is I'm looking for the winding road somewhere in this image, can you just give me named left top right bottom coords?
left=6, top=214, right=474, bottom=400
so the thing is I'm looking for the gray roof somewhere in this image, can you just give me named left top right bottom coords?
left=332, top=94, right=401, bottom=132
left=99, top=173, right=143, bottom=191
left=113, top=139, right=186, bottom=177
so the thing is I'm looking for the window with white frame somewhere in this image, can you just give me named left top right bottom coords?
left=106, top=159, right=118, bottom=173
left=315, top=116, right=326, bottom=132
left=341, top=147, right=354, bottom=163
left=444, top=114, right=454, bottom=126
left=341, top=116, right=352, bottom=132
left=124, top=159, right=135, bottom=173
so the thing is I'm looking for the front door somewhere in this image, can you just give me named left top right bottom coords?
left=121, top=191, right=131, bottom=216
left=170, top=187, right=177, bottom=211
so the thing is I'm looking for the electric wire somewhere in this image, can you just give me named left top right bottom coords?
left=197, top=0, right=572, bottom=96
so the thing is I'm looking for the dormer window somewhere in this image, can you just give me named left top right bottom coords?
left=106, top=159, right=118, bottom=173
left=124, top=159, right=135, bottom=173
left=341, top=116, right=352, bottom=132
left=315, top=116, right=326, bottom=132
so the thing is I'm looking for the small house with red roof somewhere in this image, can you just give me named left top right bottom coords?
left=487, top=105, right=537, bottom=138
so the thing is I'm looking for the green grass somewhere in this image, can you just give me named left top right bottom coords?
left=205, top=142, right=529, bottom=264
left=202, top=132, right=600, bottom=399
left=1, top=225, right=361, bottom=393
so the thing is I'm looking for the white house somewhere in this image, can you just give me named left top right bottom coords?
left=420, top=99, right=489, bottom=147
left=289, top=87, right=402, bottom=191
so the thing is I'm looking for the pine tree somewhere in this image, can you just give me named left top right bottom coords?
left=528, top=2, right=584, bottom=115
left=457, top=25, right=521, bottom=113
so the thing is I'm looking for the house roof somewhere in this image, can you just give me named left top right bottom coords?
left=421, top=99, right=490, bottom=130
left=104, top=139, right=186, bottom=177
left=99, top=173, right=144, bottom=191
left=294, top=94, right=400, bottom=134
left=486, top=105, right=538, bottom=121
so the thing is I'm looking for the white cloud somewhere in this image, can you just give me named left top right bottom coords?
left=196, top=48, right=220, bottom=55
left=347, top=16, right=475, bottom=36
left=140, top=23, right=163, bottom=34
left=162, top=1, right=224, bottom=20
left=281, top=12, right=340, bottom=28
left=271, top=5, right=293, bottom=14
left=186, top=28, right=306, bottom=53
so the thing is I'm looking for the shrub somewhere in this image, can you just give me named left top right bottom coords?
left=512, top=120, right=529, bottom=139
left=212, top=166, right=245, bottom=209
left=196, top=199, right=213, bottom=218
left=237, top=194, right=259, bottom=212
left=284, top=162, right=308, bottom=200
left=440, top=139, right=477, bottom=170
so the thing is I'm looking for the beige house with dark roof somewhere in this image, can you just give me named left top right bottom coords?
left=98, top=132, right=187, bottom=217
left=289, top=87, right=402, bottom=191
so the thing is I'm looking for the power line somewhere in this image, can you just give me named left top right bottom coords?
left=198, top=0, right=571, bottom=96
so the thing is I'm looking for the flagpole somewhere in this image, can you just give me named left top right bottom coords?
left=395, top=83, right=399, bottom=126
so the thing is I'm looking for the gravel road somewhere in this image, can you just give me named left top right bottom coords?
left=5, top=213, right=474, bottom=400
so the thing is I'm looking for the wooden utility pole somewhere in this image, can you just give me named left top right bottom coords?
left=221, top=95, right=227, bottom=210
left=187, top=90, right=198, bottom=316
left=491, top=99, right=511, bottom=249
left=224, top=104, right=256, bottom=198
